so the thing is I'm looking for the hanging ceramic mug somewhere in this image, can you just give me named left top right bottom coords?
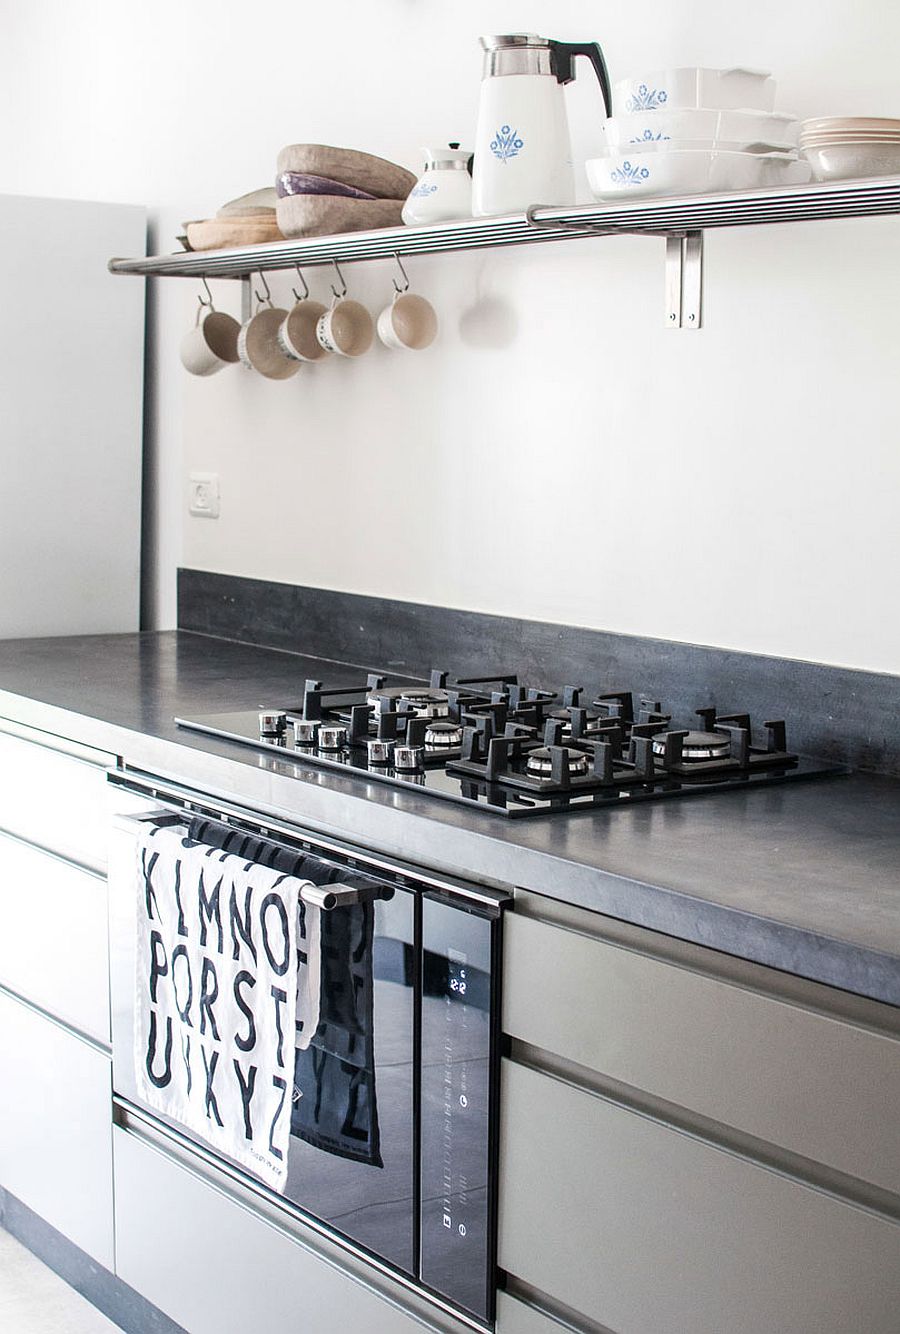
left=277, top=266, right=330, bottom=363
left=179, top=282, right=241, bottom=376
left=237, top=273, right=299, bottom=380
left=376, top=256, right=438, bottom=351
left=315, top=261, right=374, bottom=358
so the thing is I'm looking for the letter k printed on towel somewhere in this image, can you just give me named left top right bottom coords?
left=134, top=824, right=304, bottom=1191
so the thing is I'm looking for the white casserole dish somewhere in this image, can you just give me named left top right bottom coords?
left=612, top=68, right=776, bottom=115
left=603, top=108, right=798, bottom=151
left=586, top=148, right=810, bottom=200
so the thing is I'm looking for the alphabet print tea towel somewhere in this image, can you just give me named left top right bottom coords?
left=134, top=823, right=308, bottom=1190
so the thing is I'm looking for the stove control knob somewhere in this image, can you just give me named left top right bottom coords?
left=393, top=744, right=425, bottom=772
left=259, top=710, right=287, bottom=736
left=292, top=719, right=319, bottom=746
left=367, top=738, right=393, bottom=766
left=318, top=725, right=348, bottom=751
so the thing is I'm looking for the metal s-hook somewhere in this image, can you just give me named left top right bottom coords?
left=292, top=265, right=310, bottom=304
left=254, top=271, right=272, bottom=308
left=392, top=253, right=410, bottom=294
left=330, top=260, right=348, bottom=300
left=198, top=276, right=215, bottom=309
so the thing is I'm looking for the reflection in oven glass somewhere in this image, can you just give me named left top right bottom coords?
left=291, top=894, right=382, bottom=1166
left=284, top=890, right=416, bottom=1276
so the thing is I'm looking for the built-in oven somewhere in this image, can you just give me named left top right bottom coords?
left=108, top=771, right=508, bottom=1328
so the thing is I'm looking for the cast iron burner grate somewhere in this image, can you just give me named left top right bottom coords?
left=176, top=671, right=845, bottom=819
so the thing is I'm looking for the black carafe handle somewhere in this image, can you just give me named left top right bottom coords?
left=550, top=40, right=612, bottom=117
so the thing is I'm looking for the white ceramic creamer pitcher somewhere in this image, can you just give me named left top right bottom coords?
left=472, top=34, right=611, bottom=216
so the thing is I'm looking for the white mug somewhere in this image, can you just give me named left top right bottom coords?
left=237, top=306, right=299, bottom=379
left=316, top=297, right=374, bottom=358
left=377, top=291, right=438, bottom=351
left=278, top=299, right=330, bottom=363
left=180, top=308, right=241, bottom=376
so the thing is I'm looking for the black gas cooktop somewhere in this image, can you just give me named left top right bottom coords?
left=176, top=670, right=844, bottom=819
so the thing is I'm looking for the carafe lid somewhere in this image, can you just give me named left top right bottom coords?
left=422, top=143, right=472, bottom=168
left=480, top=33, right=551, bottom=51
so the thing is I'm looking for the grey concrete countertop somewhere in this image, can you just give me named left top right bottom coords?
left=0, top=631, right=899, bottom=1006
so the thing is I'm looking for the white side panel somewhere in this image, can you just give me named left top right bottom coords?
left=0, top=193, right=145, bottom=637
left=0, top=989, right=113, bottom=1267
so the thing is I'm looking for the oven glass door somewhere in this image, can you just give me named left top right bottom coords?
left=110, top=812, right=417, bottom=1278
left=284, top=885, right=416, bottom=1274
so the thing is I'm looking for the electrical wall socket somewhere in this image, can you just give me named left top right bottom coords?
left=189, top=472, right=220, bottom=518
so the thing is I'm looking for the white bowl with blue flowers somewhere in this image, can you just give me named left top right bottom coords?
left=612, top=67, right=776, bottom=116
left=586, top=148, right=809, bottom=200
left=602, top=108, right=798, bottom=152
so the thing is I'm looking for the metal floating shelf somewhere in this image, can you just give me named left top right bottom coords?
left=108, top=176, right=900, bottom=329
left=109, top=176, right=900, bottom=279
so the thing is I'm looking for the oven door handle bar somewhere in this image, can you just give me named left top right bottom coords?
left=184, top=814, right=395, bottom=908
left=297, top=881, right=385, bottom=910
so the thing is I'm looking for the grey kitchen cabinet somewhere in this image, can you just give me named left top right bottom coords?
left=0, top=830, right=109, bottom=1043
left=0, top=987, right=114, bottom=1267
left=113, top=1120, right=469, bottom=1334
left=0, top=721, right=116, bottom=1268
left=499, top=1059, right=900, bottom=1334
left=503, top=903, right=900, bottom=1195
left=0, top=721, right=114, bottom=871
left=499, top=895, right=900, bottom=1333
left=495, top=1291, right=571, bottom=1333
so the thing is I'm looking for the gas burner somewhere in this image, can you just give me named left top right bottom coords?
left=425, top=721, right=464, bottom=748
left=550, top=708, right=604, bottom=735
left=177, top=672, right=843, bottom=820
left=525, top=746, right=590, bottom=778
left=548, top=687, right=603, bottom=735
left=368, top=686, right=450, bottom=719
left=653, top=730, right=730, bottom=762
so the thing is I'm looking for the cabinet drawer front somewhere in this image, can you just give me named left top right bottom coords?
left=504, top=911, right=900, bottom=1194
left=496, top=1291, right=570, bottom=1333
left=0, top=833, right=109, bottom=1042
left=114, top=1128, right=431, bottom=1334
left=0, top=990, right=113, bottom=1267
left=499, top=1060, right=900, bottom=1334
left=0, top=729, right=112, bottom=871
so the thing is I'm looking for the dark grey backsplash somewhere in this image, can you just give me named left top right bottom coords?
left=178, top=569, right=900, bottom=776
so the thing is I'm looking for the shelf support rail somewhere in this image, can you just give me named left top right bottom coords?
left=525, top=206, right=704, bottom=330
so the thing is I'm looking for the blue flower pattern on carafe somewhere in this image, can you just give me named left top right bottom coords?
left=624, top=85, right=668, bottom=112
left=490, top=126, right=524, bottom=162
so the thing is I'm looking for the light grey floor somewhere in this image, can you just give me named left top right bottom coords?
left=0, top=1229, right=123, bottom=1333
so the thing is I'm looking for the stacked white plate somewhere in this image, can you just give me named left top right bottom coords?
left=800, top=117, right=900, bottom=181
left=585, top=66, right=808, bottom=200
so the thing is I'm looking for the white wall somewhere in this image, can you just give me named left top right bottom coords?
left=1, top=1, right=898, bottom=673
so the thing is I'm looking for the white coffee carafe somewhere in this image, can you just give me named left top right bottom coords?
left=472, top=34, right=611, bottom=216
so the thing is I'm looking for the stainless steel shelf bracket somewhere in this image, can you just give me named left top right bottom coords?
left=525, top=206, right=704, bottom=330
left=665, top=230, right=704, bottom=330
